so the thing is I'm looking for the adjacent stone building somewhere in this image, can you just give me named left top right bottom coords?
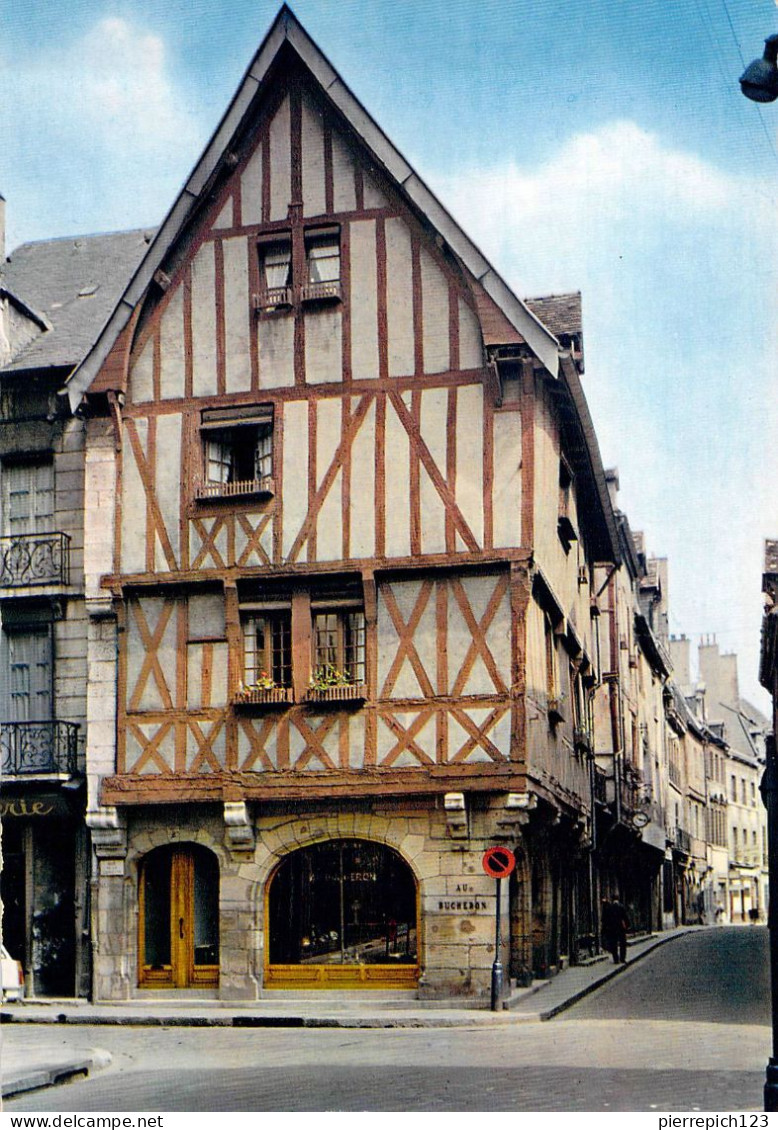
left=0, top=210, right=149, bottom=995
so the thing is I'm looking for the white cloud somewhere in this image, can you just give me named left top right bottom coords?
left=435, top=121, right=778, bottom=707
left=0, top=18, right=203, bottom=243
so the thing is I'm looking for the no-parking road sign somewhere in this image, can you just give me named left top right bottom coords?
left=481, top=845, right=516, bottom=879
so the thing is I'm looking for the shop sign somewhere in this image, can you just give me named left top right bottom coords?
left=435, top=882, right=488, bottom=914
left=0, top=796, right=69, bottom=818
left=100, top=859, right=125, bottom=877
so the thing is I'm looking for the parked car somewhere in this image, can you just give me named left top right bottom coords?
left=0, top=945, right=24, bottom=1001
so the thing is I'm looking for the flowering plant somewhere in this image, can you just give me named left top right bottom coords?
left=309, top=662, right=352, bottom=690
left=244, top=670, right=276, bottom=691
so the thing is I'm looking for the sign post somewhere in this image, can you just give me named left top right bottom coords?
left=482, top=846, right=516, bottom=1011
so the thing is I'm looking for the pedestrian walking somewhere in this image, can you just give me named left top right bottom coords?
left=601, top=896, right=629, bottom=963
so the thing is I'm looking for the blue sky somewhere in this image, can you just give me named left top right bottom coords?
left=2, top=0, right=777, bottom=707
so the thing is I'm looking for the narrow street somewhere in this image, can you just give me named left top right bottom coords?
left=4, top=927, right=770, bottom=1112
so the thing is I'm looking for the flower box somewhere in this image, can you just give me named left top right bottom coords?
left=233, top=685, right=294, bottom=708
left=304, top=683, right=366, bottom=706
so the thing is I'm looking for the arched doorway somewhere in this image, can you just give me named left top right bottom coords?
left=138, top=844, right=219, bottom=988
left=266, top=839, right=418, bottom=989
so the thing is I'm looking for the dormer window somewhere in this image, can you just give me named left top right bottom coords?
left=196, top=406, right=274, bottom=501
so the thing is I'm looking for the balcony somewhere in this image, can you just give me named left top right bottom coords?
left=593, top=766, right=609, bottom=804
left=1, top=720, right=79, bottom=777
left=672, top=825, right=692, bottom=855
left=0, top=533, right=70, bottom=588
left=194, top=476, right=274, bottom=503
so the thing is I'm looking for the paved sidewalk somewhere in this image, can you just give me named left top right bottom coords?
left=0, top=926, right=699, bottom=1099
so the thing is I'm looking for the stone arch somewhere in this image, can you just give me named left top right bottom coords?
left=261, top=834, right=420, bottom=988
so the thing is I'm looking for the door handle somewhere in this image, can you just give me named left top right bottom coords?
left=179, top=917, right=184, bottom=939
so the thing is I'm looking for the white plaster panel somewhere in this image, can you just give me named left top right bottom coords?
left=129, top=338, right=153, bottom=404
left=223, top=236, right=251, bottom=393
left=363, top=174, right=387, bottom=209
left=384, top=396, right=410, bottom=558
left=136, top=724, right=174, bottom=774
left=385, top=217, right=414, bottom=378
left=191, top=242, right=218, bottom=397
left=83, top=448, right=116, bottom=599
left=125, top=596, right=177, bottom=712
left=493, top=409, right=522, bottom=549
left=121, top=419, right=147, bottom=574
left=455, top=384, right=484, bottom=549
left=154, top=413, right=182, bottom=567
left=447, top=709, right=494, bottom=763
left=281, top=400, right=309, bottom=559
left=349, top=397, right=375, bottom=559
left=331, top=131, right=357, bottom=212
left=305, top=307, right=342, bottom=384
left=213, top=197, right=233, bottom=230
left=459, top=296, right=484, bottom=370
left=186, top=641, right=228, bottom=710
left=159, top=287, right=185, bottom=400
left=348, top=713, right=366, bottom=769
left=349, top=220, right=379, bottom=380
left=269, top=96, right=291, bottom=222
left=419, top=387, right=448, bottom=555
left=315, top=397, right=342, bottom=561
left=186, top=721, right=226, bottom=771
left=238, top=719, right=278, bottom=772
left=377, top=711, right=434, bottom=766
left=301, top=96, right=327, bottom=217
left=258, top=315, right=295, bottom=389
left=421, top=250, right=450, bottom=374
left=241, top=147, right=263, bottom=227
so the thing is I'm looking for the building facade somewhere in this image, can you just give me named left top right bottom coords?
left=0, top=209, right=149, bottom=995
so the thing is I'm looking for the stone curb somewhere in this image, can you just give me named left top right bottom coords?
left=512, top=928, right=692, bottom=1021
left=2, top=1051, right=112, bottom=1099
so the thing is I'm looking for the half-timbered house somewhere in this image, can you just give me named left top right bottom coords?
left=67, top=6, right=619, bottom=1000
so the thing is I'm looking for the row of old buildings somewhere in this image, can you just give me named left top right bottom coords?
left=0, top=6, right=769, bottom=1002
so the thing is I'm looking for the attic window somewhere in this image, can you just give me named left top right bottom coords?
left=558, top=456, right=577, bottom=551
left=302, top=228, right=341, bottom=303
left=78, top=284, right=99, bottom=298
left=255, top=237, right=292, bottom=311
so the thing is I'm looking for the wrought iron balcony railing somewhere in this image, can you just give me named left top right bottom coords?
left=0, top=720, right=79, bottom=776
left=672, top=825, right=692, bottom=855
left=0, top=532, right=70, bottom=588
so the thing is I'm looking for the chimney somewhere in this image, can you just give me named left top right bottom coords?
left=605, top=467, right=619, bottom=510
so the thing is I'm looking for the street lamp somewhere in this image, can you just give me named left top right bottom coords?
left=760, top=735, right=778, bottom=1111
left=740, top=35, right=778, bottom=103
left=741, top=40, right=778, bottom=1111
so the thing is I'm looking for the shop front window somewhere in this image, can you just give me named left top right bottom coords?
left=268, top=840, right=417, bottom=982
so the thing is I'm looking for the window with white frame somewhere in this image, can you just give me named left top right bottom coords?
left=2, top=460, right=54, bottom=537
left=257, top=239, right=293, bottom=309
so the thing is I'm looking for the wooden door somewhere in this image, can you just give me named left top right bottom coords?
left=139, top=845, right=219, bottom=988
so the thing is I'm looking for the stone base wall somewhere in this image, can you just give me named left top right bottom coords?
left=91, top=795, right=531, bottom=1002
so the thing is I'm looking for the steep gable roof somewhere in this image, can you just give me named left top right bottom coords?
left=1, top=229, right=152, bottom=376
left=66, top=4, right=559, bottom=410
